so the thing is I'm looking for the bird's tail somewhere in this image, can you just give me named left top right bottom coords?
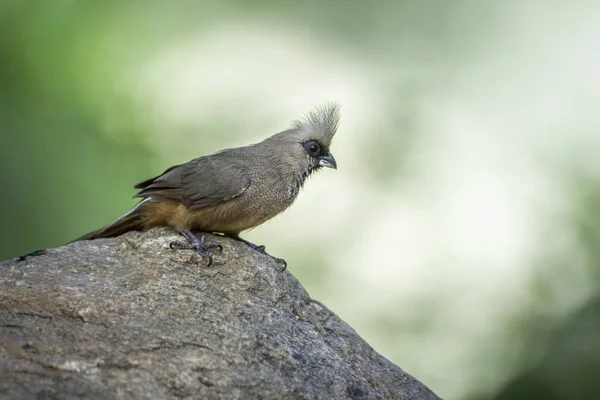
left=71, top=202, right=146, bottom=243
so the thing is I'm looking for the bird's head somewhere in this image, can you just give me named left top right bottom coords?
left=266, top=103, right=339, bottom=176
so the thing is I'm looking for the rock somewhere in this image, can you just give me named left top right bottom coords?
left=0, top=228, right=440, bottom=399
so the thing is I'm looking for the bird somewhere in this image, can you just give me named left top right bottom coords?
left=73, top=103, right=340, bottom=268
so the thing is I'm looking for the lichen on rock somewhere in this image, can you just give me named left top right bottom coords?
left=0, top=228, right=440, bottom=399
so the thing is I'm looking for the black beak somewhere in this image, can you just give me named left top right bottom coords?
left=318, top=153, right=337, bottom=169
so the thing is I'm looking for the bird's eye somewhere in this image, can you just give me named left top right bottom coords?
left=303, top=141, right=321, bottom=157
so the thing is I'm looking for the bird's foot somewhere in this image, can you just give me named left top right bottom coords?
left=18, top=249, right=47, bottom=262
left=170, top=229, right=222, bottom=267
left=227, top=235, right=287, bottom=272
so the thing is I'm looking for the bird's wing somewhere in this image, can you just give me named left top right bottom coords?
left=133, top=153, right=251, bottom=210
left=133, top=164, right=182, bottom=190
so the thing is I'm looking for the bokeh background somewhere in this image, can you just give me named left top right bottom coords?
left=2, top=1, right=600, bottom=398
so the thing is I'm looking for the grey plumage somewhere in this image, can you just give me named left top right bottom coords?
left=75, top=103, right=340, bottom=266
left=291, top=102, right=340, bottom=148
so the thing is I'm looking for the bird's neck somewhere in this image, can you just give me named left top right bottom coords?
left=289, top=164, right=318, bottom=198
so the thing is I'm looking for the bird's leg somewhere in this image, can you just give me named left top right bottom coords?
left=170, top=229, right=222, bottom=267
left=224, top=233, right=287, bottom=271
left=231, top=236, right=266, bottom=252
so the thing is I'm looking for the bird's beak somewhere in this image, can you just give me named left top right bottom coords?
left=318, top=153, right=337, bottom=169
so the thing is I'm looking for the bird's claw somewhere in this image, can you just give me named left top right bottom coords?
left=169, top=241, right=183, bottom=250
left=170, top=233, right=222, bottom=267
left=246, top=243, right=286, bottom=271
left=231, top=238, right=287, bottom=272
left=251, top=245, right=286, bottom=271
left=277, top=258, right=287, bottom=272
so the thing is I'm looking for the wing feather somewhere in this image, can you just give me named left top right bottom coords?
left=133, top=151, right=251, bottom=210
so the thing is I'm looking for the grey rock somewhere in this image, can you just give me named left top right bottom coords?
left=0, top=228, right=441, bottom=400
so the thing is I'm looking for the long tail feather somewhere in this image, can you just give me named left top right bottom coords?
left=72, top=214, right=142, bottom=242
left=71, top=200, right=148, bottom=242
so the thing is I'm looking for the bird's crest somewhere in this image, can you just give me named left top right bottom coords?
left=291, top=103, right=340, bottom=147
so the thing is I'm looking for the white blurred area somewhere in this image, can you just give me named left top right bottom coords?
left=110, top=2, right=600, bottom=398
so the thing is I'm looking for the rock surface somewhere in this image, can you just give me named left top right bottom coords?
left=0, top=228, right=440, bottom=399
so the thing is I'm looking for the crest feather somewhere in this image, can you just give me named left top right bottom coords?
left=291, top=103, right=340, bottom=147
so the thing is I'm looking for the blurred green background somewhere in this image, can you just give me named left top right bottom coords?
left=2, top=1, right=600, bottom=398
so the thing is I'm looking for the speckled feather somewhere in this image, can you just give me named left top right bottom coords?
left=76, top=103, right=340, bottom=241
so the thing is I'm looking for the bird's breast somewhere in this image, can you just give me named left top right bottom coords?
left=185, top=174, right=297, bottom=234
left=140, top=166, right=301, bottom=234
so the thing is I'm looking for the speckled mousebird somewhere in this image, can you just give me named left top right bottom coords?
left=74, top=103, right=340, bottom=269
